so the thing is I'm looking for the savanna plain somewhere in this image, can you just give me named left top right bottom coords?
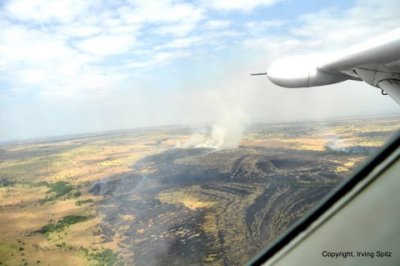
left=0, top=117, right=399, bottom=266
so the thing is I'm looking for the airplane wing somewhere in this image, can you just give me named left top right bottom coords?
left=265, top=28, right=400, bottom=104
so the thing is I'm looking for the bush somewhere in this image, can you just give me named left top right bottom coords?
left=48, top=181, right=73, bottom=197
left=43, top=181, right=81, bottom=202
left=79, top=247, right=124, bottom=266
left=38, top=215, right=89, bottom=236
left=76, top=199, right=94, bottom=206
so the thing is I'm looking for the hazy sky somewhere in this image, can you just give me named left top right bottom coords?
left=1, top=0, right=400, bottom=141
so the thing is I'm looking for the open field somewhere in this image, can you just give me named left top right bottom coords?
left=0, top=117, right=399, bottom=265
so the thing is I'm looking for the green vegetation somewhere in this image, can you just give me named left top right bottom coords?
left=0, top=178, right=15, bottom=187
left=79, top=247, right=124, bottom=266
left=76, top=199, right=94, bottom=206
left=49, top=181, right=73, bottom=196
left=44, top=181, right=81, bottom=202
left=39, top=215, right=90, bottom=237
left=0, top=243, right=19, bottom=261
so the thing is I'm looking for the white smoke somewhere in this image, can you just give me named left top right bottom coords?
left=180, top=79, right=250, bottom=150
left=325, top=136, right=347, bottom=152
left=185, top=108, right=248, bottom=150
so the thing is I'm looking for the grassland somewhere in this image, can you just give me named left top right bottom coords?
left=0, top=119, right=399, bottom=265
left=0, top=128, right=186, bottom=265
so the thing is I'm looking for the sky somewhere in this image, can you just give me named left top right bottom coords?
left=0, top=0, right=400, bottom=142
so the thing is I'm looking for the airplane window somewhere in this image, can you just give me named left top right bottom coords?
left=0, top=1, right=399, bottom=265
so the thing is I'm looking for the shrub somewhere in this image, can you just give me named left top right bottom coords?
left=38, top=215, right=89, bottom=236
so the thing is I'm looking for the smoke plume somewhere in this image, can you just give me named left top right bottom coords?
left=177, top=74, right=251, bottom=150
left=185, top=107, right=248, bottom=150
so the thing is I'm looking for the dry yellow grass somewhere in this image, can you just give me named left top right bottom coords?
left=0, top=198, right=96, bottom=265
left=0, top=236, right=89, bottom=266
left=0, top=199, right=91, bottom=238
left=157, top=188, right=216, bottom=210
left=0, top=133, right=173, bottom=264
left=48, top=217, right=103, bottom=247
left=242, top=137, right=327, bottom=151
left=0, top=185, right=47, bottom=207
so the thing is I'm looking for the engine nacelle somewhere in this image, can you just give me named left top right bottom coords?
left=267, top=56, right=348, bottom=88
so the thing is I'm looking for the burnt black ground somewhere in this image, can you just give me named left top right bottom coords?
left=90, top=147, right=345, bottom=265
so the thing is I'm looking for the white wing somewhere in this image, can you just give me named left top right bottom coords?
left=266, top=28, right=400, bottom=104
